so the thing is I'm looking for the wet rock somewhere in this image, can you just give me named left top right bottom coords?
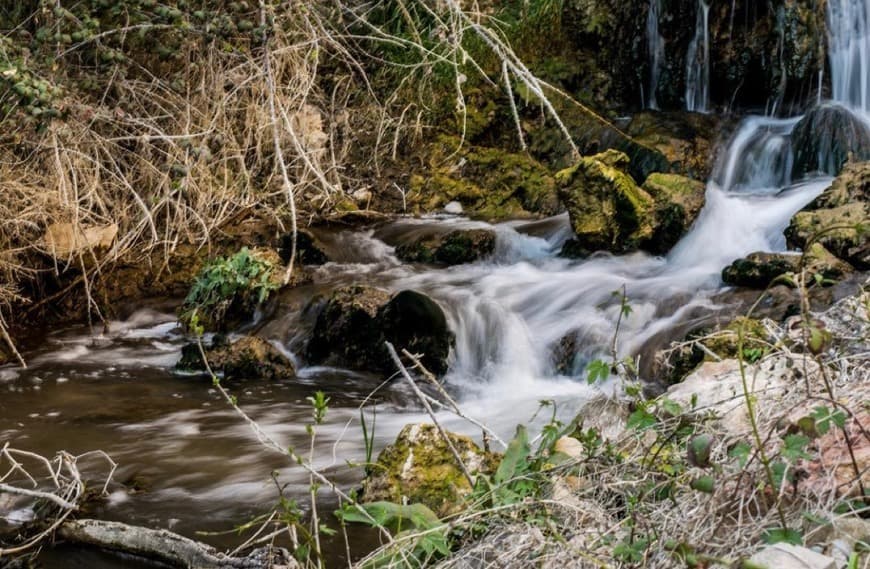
left=792, top=104, right=870, bottom=178
left=722, top=245, right=852, bottom=289
left=278, top=229, right=329, bottom=266
left=305, top=286, right=454, bottom=376
left=722, top=252, right=801, bottom=289
left=360, top=423, right=499, bottom=517
left=177, top=336, right=295, bottom=380
left=552, top=333, right=578, bottom=373
left=305, top=285, right=391, bottom=371
left=395, top=228, right=496, bottom=266
left=640, top=172, right=706, bottom=253
left=557, top=150, right=655, bottom=253
left=378, top=290, right=453, bottom=376
left=557, top=239, right=587, bottom=259
left=786, top=203, right=869, bottom=269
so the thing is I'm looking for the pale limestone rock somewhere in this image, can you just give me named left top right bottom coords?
left=749, top=543, right=836, bottom=569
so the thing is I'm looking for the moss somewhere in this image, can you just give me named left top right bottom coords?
left=409, top=136, right=559, bottom=220
left=362, top=424, right=500, bottom=517
left=786, top=203, right=869, bottom=268
left=557, top=150, right=655, bottom=252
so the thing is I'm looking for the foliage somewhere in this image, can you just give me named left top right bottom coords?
left=336, top=502, right=449, bottom=568
left=180, top=247, right=280, bottom=332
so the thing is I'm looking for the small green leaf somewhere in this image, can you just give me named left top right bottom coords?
left=729, top=441, right=751, bottom=467
left=585, top=359, right=610, bottom=384
left=782, top=434, right=812, bottom=462
left=626, top=408, right=657, bottom=431
left=690, top=475, right=716, bottom=494
left=762, top=527, right=803, bottom=545
left=687, top=435, right=714, bottom=468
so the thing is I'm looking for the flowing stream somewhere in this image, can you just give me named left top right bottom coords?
left=3, top=1, right=870, bottom=567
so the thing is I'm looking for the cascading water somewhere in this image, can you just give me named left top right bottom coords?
left=5, top=6, right=870, bottom=566
left=827, top=0, right=870, bottom=112
left=685, top=0, right=711, bottom=112
left=646, top=0, right=665, bottom=109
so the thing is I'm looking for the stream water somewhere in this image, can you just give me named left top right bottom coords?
left=4, top=0, right=870, bottom=567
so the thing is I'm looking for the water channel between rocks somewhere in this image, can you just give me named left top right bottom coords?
left=0, top=169, right=831, bottom=566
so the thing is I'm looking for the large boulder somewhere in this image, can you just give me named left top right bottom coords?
left=786, top=204, right=869, bottom=269
left=177, top=336, right=296, bottom=380
left=786, top=160, right=870, bottom=269
left=305, top=285, right=392, bottom=371
left=640, top=172, right=706, bottom=253
left=305, top=286, right=454, bottom=376
left=360, top=423, right=499, bottom=517
left=378, top=290, right=454, bottom=376
left=791, top=104, right=870, bottom=178
left=395, top=229, right=496, bottom=266
left=557, top=150, right=655, bottom=254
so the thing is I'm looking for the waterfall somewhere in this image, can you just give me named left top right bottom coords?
left=646, top=0, right=665, bottom=109
left=827, top=0, right=870, bottom=111
left=685, top=0, right=711, bottom=112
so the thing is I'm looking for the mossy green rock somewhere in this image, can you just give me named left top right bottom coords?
left=641, top=172, right=706, bottom=254
left=557, top=150, right=655, bottom=254
left=177, top=336, right=295, bottom=380
left=808, top=160, right=870, bottom=209
left=722, top=252, right=801, bottom=289
left=361, top=423, right=499, bottom=517
left=785, top=203, right=869, bottom=269
left=395, top=229, right=496, bottom=266
left=409, top=137, right=560, bottom=220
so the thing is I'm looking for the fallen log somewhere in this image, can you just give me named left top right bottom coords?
left=56, top=519, right=297, bottom=569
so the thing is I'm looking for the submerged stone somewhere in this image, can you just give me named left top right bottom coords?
left=361, top=423, right=499, bottom=517
left=395, top=228, right=496, bottom=266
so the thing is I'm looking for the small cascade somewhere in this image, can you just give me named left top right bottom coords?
left=646, top=0, right=665, bottom=109
left=685, top=0, right=711, bottom=112
left=827, top=0, right=870, bottom=111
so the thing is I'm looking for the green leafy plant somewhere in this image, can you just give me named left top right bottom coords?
left=180, top=247, right=280, bottom=332
left=336, top=501, right=449, bottom=568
